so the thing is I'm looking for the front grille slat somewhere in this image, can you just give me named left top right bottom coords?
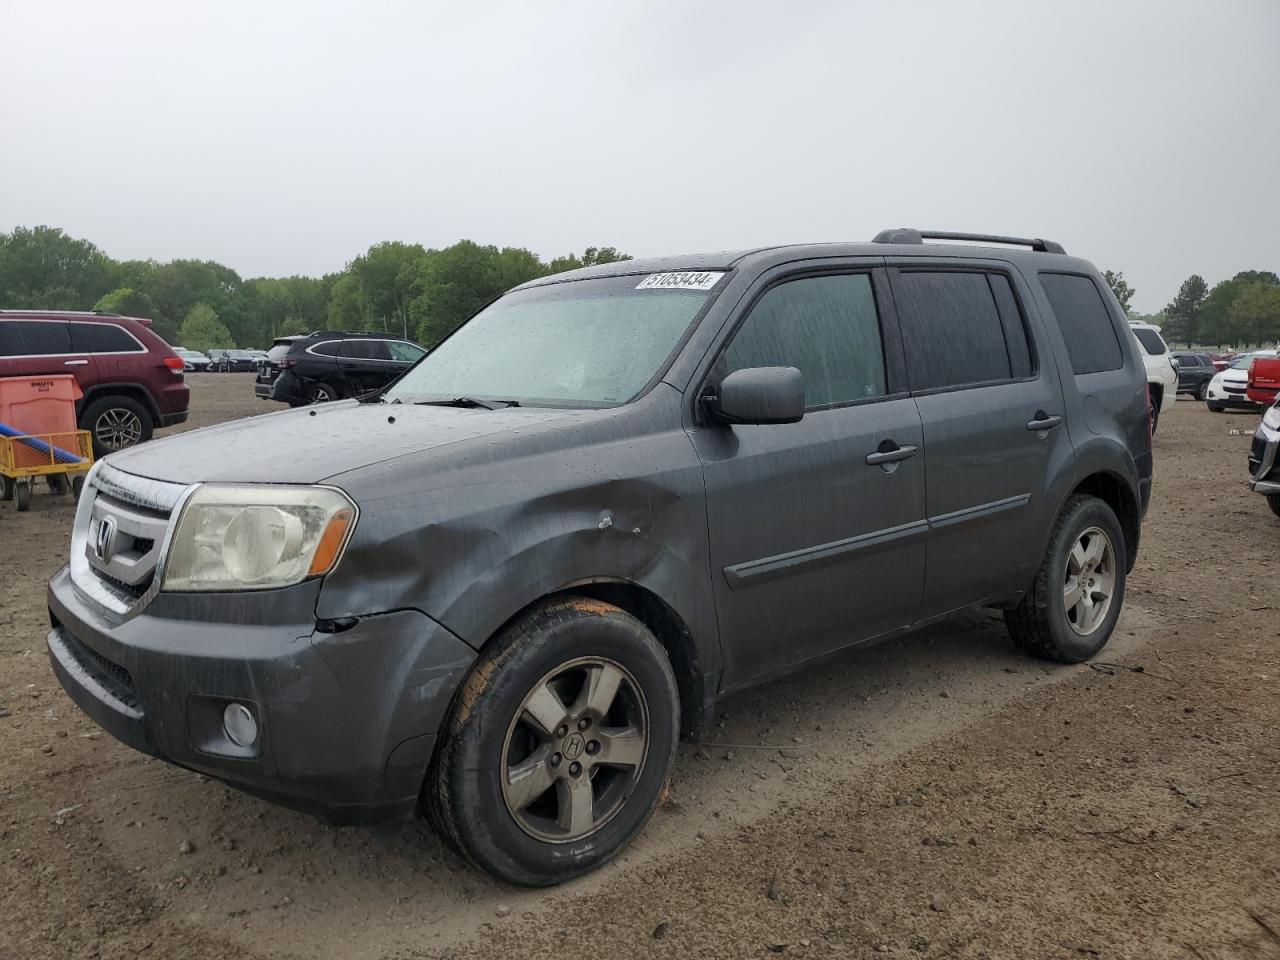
left=57, top=627, right=140, bottom=712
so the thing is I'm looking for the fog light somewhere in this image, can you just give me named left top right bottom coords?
left=223, top=702, right=258, bottom=747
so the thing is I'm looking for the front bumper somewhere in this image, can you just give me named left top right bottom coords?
left=1248, top=422, right=1280, bottom=495
left=47, top=566, right=475, bottom=824
left=1206, top=382, right=1256, bottom=408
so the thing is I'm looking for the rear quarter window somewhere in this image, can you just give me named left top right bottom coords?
left=1038, top=273, right=1124, bottom=375
left=1131, top=327, right=1167, bottom=356
left=70, top=322, right=144, bottom=353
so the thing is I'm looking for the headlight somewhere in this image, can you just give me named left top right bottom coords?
left=1265, top=404, right=1280, bottom=431
left=162, top=485, right=356, bottom=591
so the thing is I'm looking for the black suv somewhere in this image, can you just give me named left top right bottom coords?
left=1172, top=351, right=1215, bottom=400
left=48, top=231, right=1151, bottom=887
left=256, top=331, right=426, bottom=405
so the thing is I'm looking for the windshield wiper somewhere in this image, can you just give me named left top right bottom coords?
left=414, top=396, right=519, bottom=410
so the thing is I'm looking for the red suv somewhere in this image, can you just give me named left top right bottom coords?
left=0, top=311, right=189, bottom=456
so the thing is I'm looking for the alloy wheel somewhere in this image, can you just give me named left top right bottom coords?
left=94, top=408, right=144, bottom=450
left=500, top=657, right=649, bottom=843
left=1063, top=525, right=1116, bottom=636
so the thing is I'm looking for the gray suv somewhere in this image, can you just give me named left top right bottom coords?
left=47, top=230, right=1152, bottom=886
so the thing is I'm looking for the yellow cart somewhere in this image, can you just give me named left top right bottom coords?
left=0, top=429, right=94, bottom=512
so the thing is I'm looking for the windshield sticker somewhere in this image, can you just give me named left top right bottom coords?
left=635, top=271, right=725, bottom=291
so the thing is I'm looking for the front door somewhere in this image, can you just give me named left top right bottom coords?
left=688, top=267, right=928, bottom=692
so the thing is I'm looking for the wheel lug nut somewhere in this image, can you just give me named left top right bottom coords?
left=577, top=717, right=591, bottom=730
left=586, top=740, right=600, bottom=755
left=551, top=752, right=561, bottom=766
left=569, top=761, right=582, bottom=776
left=555, top=725, right=568, bottom=738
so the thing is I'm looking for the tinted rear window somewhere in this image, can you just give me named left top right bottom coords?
left=1131, top=327, right=1167, bottom=355
left=268, top=342, right=296, bottom=361
left=893, top=272, right=1013, bottom=391
left=1039, top=274, right=1124, bottom=375
left=70, top=322, right=142, bottom=353
left=0, top=320, right=73, bottom=356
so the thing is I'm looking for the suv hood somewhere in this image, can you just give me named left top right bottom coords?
left=102, top=401, right=582, bottom=485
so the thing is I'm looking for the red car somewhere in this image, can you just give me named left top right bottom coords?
left=1247, top=356, right=1280, bottom=406
left=0, top=311, right=189, bottom=456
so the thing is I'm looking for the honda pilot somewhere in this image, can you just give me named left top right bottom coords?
left=47, top=231, right=1151, bottom=886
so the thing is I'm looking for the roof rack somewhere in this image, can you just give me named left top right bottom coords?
left=0, top=308, right=121, bottom=316
left=873, top=228, right=1066, bottom=255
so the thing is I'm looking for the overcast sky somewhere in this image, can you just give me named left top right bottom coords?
left=2, top=0, right=1277, bottom=312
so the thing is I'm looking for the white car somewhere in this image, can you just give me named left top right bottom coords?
left=1129, top=321, right=1177, bottom=432
left=1206, top=350, right=1278, bottom=412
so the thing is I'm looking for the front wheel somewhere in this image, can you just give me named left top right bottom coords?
left=1196, top=380, right=1209, bottom=401
left=1267, top=494, right=1280, bottom=519
left=1005, top=495, right=1127, bottom=663
left=427, top=598, right=679, bottom=886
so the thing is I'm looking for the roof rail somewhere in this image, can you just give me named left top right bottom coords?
left=873, top=228, right=1066, bottom=255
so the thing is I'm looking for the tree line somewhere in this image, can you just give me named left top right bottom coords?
left=1104, top=267, right=1280, bottom=349
left=4, top=225, right=1276, bottom=353
left=0, top=226, right=629, bottom=354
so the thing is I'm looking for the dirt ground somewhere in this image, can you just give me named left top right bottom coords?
left=2, top=375, right=1277, bottom=960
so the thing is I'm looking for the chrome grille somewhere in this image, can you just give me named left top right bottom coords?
left=69, top=462, right=190, bottom=617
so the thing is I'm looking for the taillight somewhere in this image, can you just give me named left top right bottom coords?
left=163, top=356, right=185, bottom=373
left=278, top=358, right=295, bottom=369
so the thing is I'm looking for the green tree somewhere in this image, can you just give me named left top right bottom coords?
left=548, top=245, right=632, bottom=274
left=144, top=259, right=248, bottom=344
left=1102, top=270, right=1135, bottom=315
left=1162, top=275, right=1208, bottom=347
left=0, top=225, right=116, bottom=308
left=408, top=241, right=546, bottom=346
left=1200, top=271, right=1280, bottom=347
left=326, top=242, right=426, bottom=336
left=1228, top=282, right=1280, bottom=346
left=93, top=286, right=156, bottom=319
left=176, top=303, right=236, bottom=353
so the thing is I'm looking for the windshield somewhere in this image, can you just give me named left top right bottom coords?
left=1231, top=354, right=1261, bottom=370
left=385, top=273, right=723, bottom=407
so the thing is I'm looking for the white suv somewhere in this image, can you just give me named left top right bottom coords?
left=1129, top=321, right=1177, bottom=432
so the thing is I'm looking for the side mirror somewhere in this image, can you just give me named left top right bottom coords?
left=707, top=366, right=804, bottom=425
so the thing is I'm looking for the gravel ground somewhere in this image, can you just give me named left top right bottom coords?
left=1, top=376, right=1278, bottom=960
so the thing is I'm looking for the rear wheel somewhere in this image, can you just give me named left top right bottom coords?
left=80, top=395, right=154, bottom=457
left=1, top=475, right=13, bottom=501
left=307, top=382, right=340, bottom=404
left=427, top=597, right=679, bottom=886
left=1148, top=387, right=1161, bottom=434
left=1267, top=494, right=1280, bottom=519
left=15, top=479, right=30, bottom=512
left=1196, top=380, right=1209, bottom=401
left=1005, top=495, right=1127, bottom=663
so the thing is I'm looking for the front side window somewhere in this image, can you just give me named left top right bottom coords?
left=387, top=274, right=721, bottom=407
left=894, top=271, right=1014, bottom=391
left=723, top=273, right=886, bottom=407
left=1039, top=273, right=1123, bottom=375
left=388, top=341, right=426, bottom=362
left=0, top=321, right=73, bottom=356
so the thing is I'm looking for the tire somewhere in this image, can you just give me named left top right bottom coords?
left=1207, top=402, right=1224, bottom=413
left=1004, top=495, right=1127, bottom=663
left=1, top=475, right=12, bottom=501
left=1196, top=380, right=1209, bottom=402
left=306, top=382, right=340, bottom=404
left=1148, top=388, right=1161, bottom=434
left=1267, top=494, right=1280, bottom=519
left=427, top=597, right=679, bottom=886
left=80, top=395, right=154, bottom=457
left=15, top=480, right=30, bottom=512
left=71, top=475, right=85, bottom=501
left=47, top=474, right=68, bottom=495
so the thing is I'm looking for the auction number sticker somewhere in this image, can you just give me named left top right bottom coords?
left=636, top=271, right=725, bottom=291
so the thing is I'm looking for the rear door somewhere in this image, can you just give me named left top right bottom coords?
left=69, top=321, right=147, bottom=393
left=689, top=264, right=928, bottom=691
left=337, top=338, right=394, bottom=395
left=886, top=265, right=1073, bottom=619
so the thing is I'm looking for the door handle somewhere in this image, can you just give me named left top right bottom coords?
left=1026, top=413, right=1063, bottom=432
left=63, top=359, right=89, bottom=366
left=865, top=443, right=919, bottom=466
